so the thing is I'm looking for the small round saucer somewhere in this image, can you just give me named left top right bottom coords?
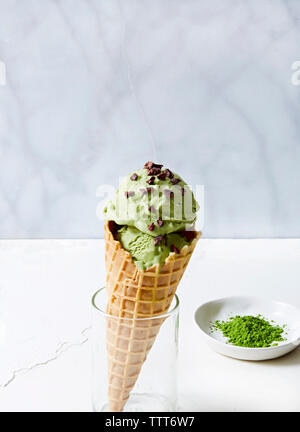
left=195, top=296, right=300, bottom=361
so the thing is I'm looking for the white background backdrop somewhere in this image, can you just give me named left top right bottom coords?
left=0, top=0, right=300, bottom=239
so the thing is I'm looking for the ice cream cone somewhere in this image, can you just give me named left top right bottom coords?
left=104, top=221, right=200, bottom=412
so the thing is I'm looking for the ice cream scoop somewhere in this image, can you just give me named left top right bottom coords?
left=117, top=225, right=191, bottom=270
left=104, top=163, right=199, bottom=239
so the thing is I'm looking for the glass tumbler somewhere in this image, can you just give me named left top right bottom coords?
left=92, top=287, right=179, bottom=412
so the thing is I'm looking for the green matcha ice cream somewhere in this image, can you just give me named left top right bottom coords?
left=116, top=226, right=192, bottom=270
left=104, top=162, right=199, bottom=270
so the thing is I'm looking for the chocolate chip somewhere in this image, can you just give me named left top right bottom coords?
left=130, top=173, right=138, bottom=181
left=171, top=178, right=181, bottom=185
left=108, top=221, right=122, bottom=238
left=125, top=191, right=135, bottom=198
left=170, top=245, right=180, bottom=254
left=157, top=172, right=167, bottom=181
left=163, top=189, right=174, bottom=199
left=180, top=230, right=197, bottom=242
left=163, top=169, right=174, bottom=179
left=148, top=223, right=155, bottom=232
left=154, top=235, right=163, bottom=246
left=148, top=206, right=157, bottom=214
left=144, top=162, right=163, bottom=170
left=144, top=161, right=154, bottom=169
left=147, top=176, right=155, bottom=185
left=157, top=219, right=164, bottom=227
left=148, top=167, right=161, bottom=176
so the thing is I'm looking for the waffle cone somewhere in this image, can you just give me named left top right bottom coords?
left=104, top=221, right=200, bottom=411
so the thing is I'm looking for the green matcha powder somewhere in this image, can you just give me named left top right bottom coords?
left=211, top=315, right=287, bottom=348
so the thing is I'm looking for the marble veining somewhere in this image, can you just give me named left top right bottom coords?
left=0, top=240, right=104, bottom=387
left=0, top=0, right=300, bottom=238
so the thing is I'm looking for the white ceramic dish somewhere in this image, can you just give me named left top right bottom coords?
left=195, top=296, right=300, bottom=361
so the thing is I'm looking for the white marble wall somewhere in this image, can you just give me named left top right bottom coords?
left=0, top=0, right=300, bottom=238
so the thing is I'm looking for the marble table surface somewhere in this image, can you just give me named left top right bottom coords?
left=0, top=239, right=300, bottom=412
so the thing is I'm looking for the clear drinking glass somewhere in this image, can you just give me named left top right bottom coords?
left=92, top=287, right=179, bottom=412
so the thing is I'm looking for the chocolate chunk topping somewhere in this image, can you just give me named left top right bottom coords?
left=171, top=177, right=181, bottom=185
left=154, top=235, right=163, bottom=246
left=170, top=244, right=180, bottom=254
left=147, top=176, right=155, bottom=185
left=180, top=230, right=197, bottom=242
left=130, top=173, right=138, bottom=181
left=148, top=167, right=161, bottom=176
left=157, top=172, right=167, bottom=181
left=163, top=169, right=174, bottom=179
left=148, top=223, right=155, bottom=232
left=144, top=162, right=163, bottom=170
left=108, top=221, right=122, bottom=238
left=157, top=219, right=164, bottom=227
left=148, top=205, right=157, bottom=214
left=125, top=191, right=135, bottom=198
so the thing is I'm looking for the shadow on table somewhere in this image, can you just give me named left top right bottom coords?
left=222, top=345, right=300, bottom=367
left=222, top=345, right=300, bottom=368
left=259, top=344, right=300, bottom=367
